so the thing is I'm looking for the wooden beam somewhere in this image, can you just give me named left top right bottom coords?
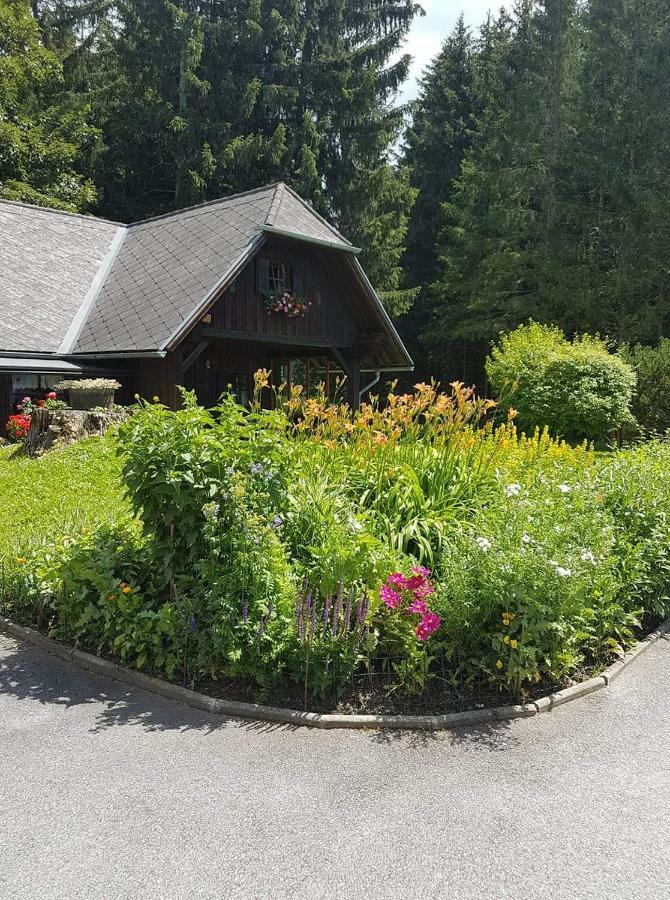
left=182, top=339, right=212, bottom=372
left=197, top=327, right=350, bottom=352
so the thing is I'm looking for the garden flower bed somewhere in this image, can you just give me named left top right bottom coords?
left=1, top=376, right=669, bottom=715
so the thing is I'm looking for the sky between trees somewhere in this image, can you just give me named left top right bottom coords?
left=403, top=0, right=509, bottom=99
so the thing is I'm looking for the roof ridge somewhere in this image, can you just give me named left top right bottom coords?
left=127, top=183, right=281, bottom=228
left=265, top=182, right=286, bottom=228
left=0, top=198, right=124, bottom=227
left=58, top=225, right=128, bottom=354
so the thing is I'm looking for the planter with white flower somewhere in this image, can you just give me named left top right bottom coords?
left=55, top=378, right=121, bottom=411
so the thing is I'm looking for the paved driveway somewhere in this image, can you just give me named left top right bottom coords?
left=1, top=632, right=669, bottom=899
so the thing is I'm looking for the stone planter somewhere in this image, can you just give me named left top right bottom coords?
left=67, top=386, right=116, bottom=411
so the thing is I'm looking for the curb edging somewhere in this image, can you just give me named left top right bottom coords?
left=1, top=615, right=668, bottom=732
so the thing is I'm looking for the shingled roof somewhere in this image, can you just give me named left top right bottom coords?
left=0, top=183, right=411, bottom=369
left=0, top=202, right=121, bottom=353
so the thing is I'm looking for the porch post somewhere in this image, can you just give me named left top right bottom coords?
left=346, top=359, right=361, bottom=411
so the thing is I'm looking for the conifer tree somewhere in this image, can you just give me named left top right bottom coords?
left=0, top=0, right=98, bottom=210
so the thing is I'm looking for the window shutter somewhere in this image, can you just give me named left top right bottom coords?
left=292, top=265, right=304, bottom=297
left=257, top=257, right=270, bottom=293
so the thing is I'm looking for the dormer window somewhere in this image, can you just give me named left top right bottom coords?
left=268, top=261, right=294, bottom=294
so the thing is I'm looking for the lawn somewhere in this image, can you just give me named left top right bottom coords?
left=0, top=436, right=128, bottom=560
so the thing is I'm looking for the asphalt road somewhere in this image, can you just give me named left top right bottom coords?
left=1, top=632, right=669, bottom=900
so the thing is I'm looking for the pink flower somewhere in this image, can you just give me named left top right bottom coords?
left=386, top=573, right=408, bottom=589
left=380, top=585, right=401, bottom=610
left=404, top=574, right=425, bottom=591
left=408, top=597, right=428, bottom=616
left=416, top=611, right=441, bottom=641
left=412, top=565, right=431, bottom=578
left=47, top=391, right=57, bottom=400
left=413, top=580, right=435, bottom=598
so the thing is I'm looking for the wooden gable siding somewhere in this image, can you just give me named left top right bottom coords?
left=208, top=237, right=361, bottom=350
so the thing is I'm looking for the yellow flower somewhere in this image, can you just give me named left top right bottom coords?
left=15, top=557, right=27, bottom=565
left=503, top=635, right=510, bottom=645
left=121, top=585, right=132, bottom=595
left=496, top=659, right=504, bottom=670
left=107, top=594, right=116, bottom=602
left=510, top=639, right=518, bottom=650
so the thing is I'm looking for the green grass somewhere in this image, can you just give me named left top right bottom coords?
left=0, top=435, right=129, bottom=560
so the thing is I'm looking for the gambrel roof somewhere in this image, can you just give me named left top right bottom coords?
left=0, top=183, right=412, bottom=369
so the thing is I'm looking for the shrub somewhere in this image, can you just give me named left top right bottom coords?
left=486, top=322, right=637, bottom=444
left=624, top=338, right=670, bottom=435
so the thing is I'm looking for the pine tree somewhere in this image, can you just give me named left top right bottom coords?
left=400, top=14, right=474, bottom=373
left=0, top=0, right=99, bottom=210
left=571, top=0, right=670, bottom=343
left=425, top=2, right=580, bottom=382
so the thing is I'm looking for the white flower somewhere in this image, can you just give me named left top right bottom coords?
left=476, top=537, right=492, bottom=552
left=558, top=483, right=572, bottom=494
left=521, top=533, right=532, bottom=544
left=505, top=483, right=522, bottom=497
left=581, top=550, right=597, bottom=564
left=348, top=515, right=363, bottom=534
left=549, top=559, right=571, bottom=577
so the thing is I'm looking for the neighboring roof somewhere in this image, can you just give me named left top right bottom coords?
left=0, top=183, right=412, bottom=369
left=0, top=202, right=121, bottom=353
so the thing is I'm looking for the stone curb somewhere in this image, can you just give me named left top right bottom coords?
left=1, top=615, right=668, bottom=732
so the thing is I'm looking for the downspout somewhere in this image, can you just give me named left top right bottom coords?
left=359, top=370, right=381, bottom=405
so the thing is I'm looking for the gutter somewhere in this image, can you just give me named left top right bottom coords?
left=359, top=370, right=381, bottom=405
left=261, top=225, right=362, bottom=255
left=68, top=352, right=167, bottom=360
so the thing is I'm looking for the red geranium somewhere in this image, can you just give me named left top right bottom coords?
left=5, top=414, right=31, bottom=442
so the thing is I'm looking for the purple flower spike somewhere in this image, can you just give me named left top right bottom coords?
left=189, top=614, right=198, bottom=633
left=242, top=602, right=249, bottom=623
left=344, top=589, right=353, bottom=635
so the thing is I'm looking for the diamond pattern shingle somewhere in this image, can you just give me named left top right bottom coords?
left=0, top=203, right=120, bottom=352
left=1, top=183, right=357, bottom=355
left=74, top=186, right=278, bottom=352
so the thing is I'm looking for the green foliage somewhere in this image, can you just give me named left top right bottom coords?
left=2, top=386, right=670, bottom=708
left=624, top=339, right=670, bottom=435
left=418, top=0, right=670, bottom=380
left=0, top=0, right=98, bottom=211
left=486, top=323, right=637, bottom=443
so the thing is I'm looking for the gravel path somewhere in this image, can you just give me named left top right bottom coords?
left=1, top=632, right=669, bottom=899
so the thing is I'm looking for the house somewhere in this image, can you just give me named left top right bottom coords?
left=0, top=183, right=413, bottom=425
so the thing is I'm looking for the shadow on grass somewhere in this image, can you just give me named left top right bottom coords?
left=0, top=632, right=519, bottom=748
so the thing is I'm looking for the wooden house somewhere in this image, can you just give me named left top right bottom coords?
left=0, top=183, right=412, bottom=424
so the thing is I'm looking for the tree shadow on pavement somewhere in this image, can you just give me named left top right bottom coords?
left=369, top=718, right=519, bottom=751
left=0, top=636, right=234, bottom=736
left=1, top=634, right=523, bottom=749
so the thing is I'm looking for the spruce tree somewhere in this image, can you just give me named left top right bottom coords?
left=401, top=14, right=474, bottom=374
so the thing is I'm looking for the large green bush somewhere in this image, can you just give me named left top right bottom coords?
left=624, top=338, right=670, bottom=435
left=486, top=322, right=637, bottom=443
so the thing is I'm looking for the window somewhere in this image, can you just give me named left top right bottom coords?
left=268, top=261, right=294, bottom=294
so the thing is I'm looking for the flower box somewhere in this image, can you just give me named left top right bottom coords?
left=55, top=378, right=121, bottom=411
